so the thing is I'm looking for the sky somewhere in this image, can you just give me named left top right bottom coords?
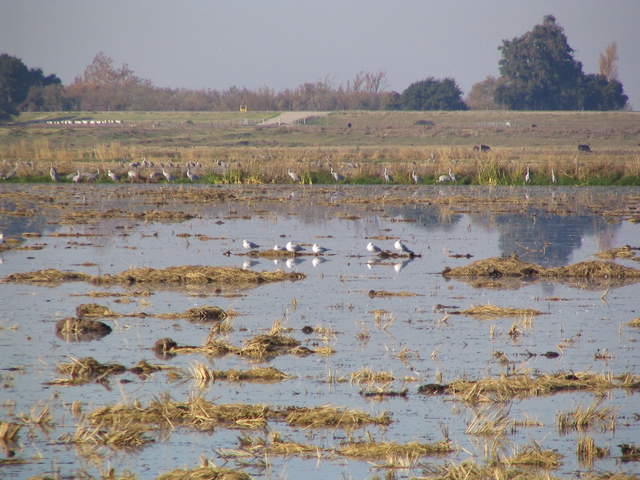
left=2, top=0, right=639, bottom=109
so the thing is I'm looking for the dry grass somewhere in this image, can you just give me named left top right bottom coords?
left=577, top=436, right=610, bottom=467
left=187, top=363, right=290, bottom=385
left=447, top=371, right=640, bottom=403
left=284, top=404, right=391, bottom=428
left=505, top=442, right=562, bottom=469
left=350, top=367, right=395, bottom=386
left=460, top=304, right=542, bottom=318
left=556, top=400, right=617, bottom=434
left=237, top=431, right=319, bottom=457
left=157, top=465, right=251, bottom=480
left=337, top=438, right=453, bottom=460
left=75, top=395, right=391, bottom=451
left=595, top=245, right=640, bottom=261
left=443, top=254, right=640, bottom=289
left=3, top=265, right=305, bottom=289
left=628, top=317, right=640, bottom=328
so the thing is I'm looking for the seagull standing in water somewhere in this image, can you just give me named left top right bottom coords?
left=394, top=239, right=414, bottom=255
left=242, top=239, right=260, bottom=249
left=366, top=242, right=382, bottom=254
left=312, top=243, right=329, bottom=255
left=285, top=241, right=305, bottom=253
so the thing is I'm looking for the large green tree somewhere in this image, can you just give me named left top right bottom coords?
left=495, top=15, right=627, bottom=110
left=399, top=77, right=467, bottom=110
left=0, top=54, right=60, bottom=119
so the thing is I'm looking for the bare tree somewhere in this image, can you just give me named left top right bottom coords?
left=599, top=42, right=618, bottom=81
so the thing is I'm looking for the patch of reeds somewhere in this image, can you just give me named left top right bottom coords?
left=465, top=407, right=511, bottom=437
left=157, top=465, right=251, bottom=480
left=505, top=442, right=562, bottom=469
left=447, top=371, right=640, bottom=403
left=156, top=305, right=232, bottom=323
left=367, top=289, right=421, bottom=297
left=75, top=303, right=118, bottom=318
left=284, top=405, right=391, bottom=428
left=3, top=265, right=305, bottom=289
left=577, top=436, right=610, bottom=467
left=442, top=254, right=640, bottom=289
left=595, top=245, right=640, bottom=261
left=556, top=400, right=617, bottom=434
left=237, top=431, right=319, bottom=457
left=459, top=304, right=542, bottom=318
left=337, top=438, right=453, bottom=460
left=81, top=395, right=391, bottom=448
left=48, top=356, right=172, bottom=387
left=350, top=367, right=395, bottom=386
left=187, top=363, right=290, bottom=385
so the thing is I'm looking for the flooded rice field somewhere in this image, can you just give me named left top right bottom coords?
left=1, top=184, right=639, bottom=479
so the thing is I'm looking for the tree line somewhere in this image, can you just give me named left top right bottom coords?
left=0, top=15, right=628, bottom=118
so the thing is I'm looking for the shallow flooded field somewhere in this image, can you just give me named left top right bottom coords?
left=1, top=184, right=639, bottom=479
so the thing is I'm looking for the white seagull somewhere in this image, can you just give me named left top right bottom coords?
left=366, top=242, right=382, bottom=254
left=311, top=243, right=329, bottom=255
left=273, top=244, right=285, bottom=251
left=242, top=239, right=260, bottom=249
left=394, top=239, right=414, bottom=255
left=285, top=241, right=304, bottom=253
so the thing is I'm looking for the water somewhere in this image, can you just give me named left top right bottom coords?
left=1, top=185, right=639, bottom=479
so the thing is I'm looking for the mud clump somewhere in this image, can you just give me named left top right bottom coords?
left=55, top=317, right=112, bottom=342
left=459, top=304, right=542, bottom=318
left=3, top=269, right=91, bottom=284
left=154, top=338, right=178, bottom=358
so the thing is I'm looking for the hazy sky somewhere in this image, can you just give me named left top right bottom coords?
left=2, top=0, right=639, bottom=108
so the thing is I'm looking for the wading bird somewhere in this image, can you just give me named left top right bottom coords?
left=524, top=166, right=530, bottom=184
left=107, top=169, right=119, bottom=182
left=162, top=167, right=173, bottom=182
left=242, top=239, right=259, bottom=250
left=366, top=242, right=382, bottom=254
left=330, top=167, right=344, bottom=182
left=72, top=170, right=81, bottom=183
left=312, top=243, right=329, bottom=255
left=394, top=239, right=414, bottom=255
left=411, top=170, right=421, bottom=184
left=383, top=168, right=392, bottom=184
left=551, top=168, right=557, bottom=184
left=285, top=241, right=304, bottom=253
left=186, top=168, right=199, bottom=182
left=49, top=166, right=59, bottom=182
left=287, top=169, right=300, bottom=183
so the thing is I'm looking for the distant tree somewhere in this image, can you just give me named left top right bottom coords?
left=495, top=15, right=583, bottom=110
left=598, top=42, right=618, bottom=81
left=384, top=91, right=403, bottom=110
left=400, top=77, right=467, bottom=110
left=495, top=16, right=627, bottom=111
left=576, top=74, right=627, bottom=110
left=466, top=76, right=504, bottom=110
left=0, top=53, right=60, bottom=119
